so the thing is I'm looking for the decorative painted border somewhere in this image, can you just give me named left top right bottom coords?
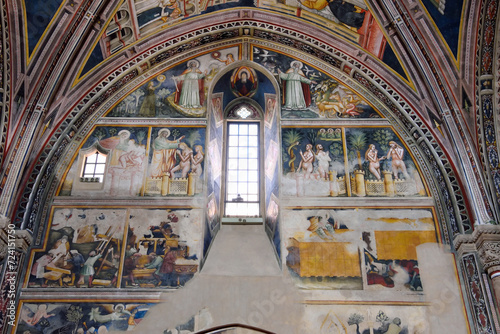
left=476, top=0, right=500, bottom=214
left=0, top=0, right=10, bottom=172
left=0, top=0, right=96, bottom=216
left=461, top=253, right=494, bottom=333
left=14, top=18, right=468, bottom=248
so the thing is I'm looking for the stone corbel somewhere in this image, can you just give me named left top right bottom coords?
left=454, top=224, right=500, bottom=277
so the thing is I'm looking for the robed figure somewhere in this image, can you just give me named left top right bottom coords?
left=231, top=67, right=257, bottom=97
left=173, top=60, right=206, bottom=109
left=278, top=61, right=315, bottom=110
left=150, top=129, right=185, bottom=177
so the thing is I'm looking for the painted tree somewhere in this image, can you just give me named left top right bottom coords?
left=108, top=127, right=118, bottom=137
left=92, top=128, right=106, bottom=142
left=349, top=131, right=367, bottom=169
left=306, top=129, right=317, bottom=148
left=328, top=142, right=343, bottom=160
left=66, top=304, right=84, bottom=334
left=348, top=313, right=365, bottom=334
left=130, top=90, right=145, bottom=108
left=372, top=129, right=394, bottom=152
left=282, top=129, right=302, bottom=172
left=123, top=95, right=136, bottom=115
left=186, top=129, right=201, bottom=148
left=376, top=310, right=389, bottom=324
left=136, top=130, right=147, bottom=145
left=171, top=128, right=182, bottom=140
left=375, top=310, right=390, bottom=332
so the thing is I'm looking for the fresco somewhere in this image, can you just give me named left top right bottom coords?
left=202, top=100, right=224, bottom=259
left=264, top=94, right=277, bottom=129
left=27, top=208, right=127, bottom=289
left=23, top=0, right=406, bottom=79
left=230, top=66, right=259, bottom=97
left=283, top=208, right=437, bottom=292
left=304, top=305, right=429, bottom=333
left=105, top=48, right=239, bottom=118
left=420, top=0, right=464, bottom=59
left=15, top=301, right=153, bottom=333
left=25, top=0, right=64, bottom=58
left=252, top=47, right=381, bottom=119
left=26, top=207, right=201, bottom=290
left=345, top=128, right=426, bottom=197
left=164, top=308, right=213, bottom=333
left=122, top=208, right=201, bottom=288
left=212, top=65, right=276, bottom=115
left=75, top=0, right=407, bottom=78
left=263, top=93, right=281, bottom=258
left=282, top=126, right=427, bottom=197
left=60, top=126, right=206, bottom=197
left=146, top=127, right=206, bottom=196
left=253, top=4, right=407, bottom=78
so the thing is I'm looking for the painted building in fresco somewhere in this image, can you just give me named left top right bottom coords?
left=0, top=0, right=499, bottom=334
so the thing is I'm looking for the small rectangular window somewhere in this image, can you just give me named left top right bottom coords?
left=82, top=152, right=107, bottom=182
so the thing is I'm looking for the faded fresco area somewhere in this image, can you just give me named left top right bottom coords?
left=27, top=208, right=127, bottom=288
left=60, top=126, right=206, bottom=197
left=15, top=301, right=153, bottom=333
left=105, top=48, right=239, bottom=118
left=252, top=47, right=381, bottom=119
left=26, top=207, right=202, bottom=289
left=283, top=208, right=436, bottom=292
left=304, top=304, right=429, bottom=333
left=122, top=208, right=201, bottom=288
left=282, top=126, right=426, bottom=197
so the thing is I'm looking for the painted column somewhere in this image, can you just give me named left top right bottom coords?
left=188, top=172, right=195, bottom=196
left=383, top=170, right=395, bottom=197
left=329, top=170, right=339, bottom=197
left=455, top=225, right=500, bottom=332
left=162, top=174, right=170, bottom=196
left=354, top=170, right=366, bottom=197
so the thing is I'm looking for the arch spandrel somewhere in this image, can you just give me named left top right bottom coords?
left=72, top=3, right=410, bottom=83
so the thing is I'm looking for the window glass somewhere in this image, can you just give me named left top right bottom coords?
left=82, top=152, right=107, bottom=182
left=225, top=122, right=259, bottom=216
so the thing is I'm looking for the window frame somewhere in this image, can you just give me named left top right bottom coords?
left=71, top=146, right=109, bottom=194
left=81, top=151, right=107, bottom=182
